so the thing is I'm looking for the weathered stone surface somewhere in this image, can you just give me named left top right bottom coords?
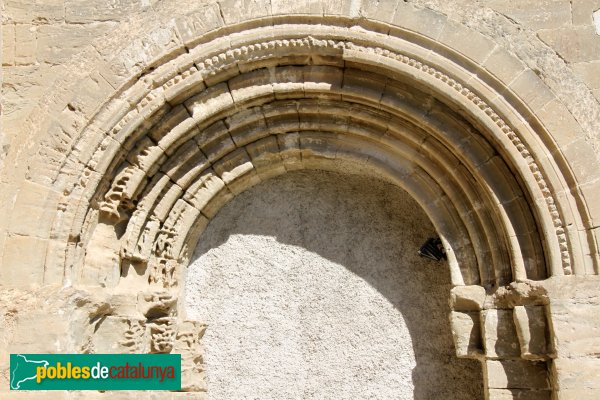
left=572, top=0, right=600, bottom=26
left=538, top=27, right=600, bottom=63
left=66, top=71, right=114, bottom=119
left=450, top=285, right=486, bottom=311
left=513, top=305, right=549, bottom=359
left=549, top=300, right=600, bottom=358
left=173, top=320, right=207, bottom=392
left=486, top=360, right=549, bottom=389
left=92, top=316, right=147, bottom=353
left=578, top=178, right=600, bottom=227
left=246, top=135, right=286, bottom=179
left=185, top=83, right=234, bottom=125
left=508, top=69, right=556, bottom=112
left=2, top=24, right=15, bottom=66
left=37, top=23, right=117, bottom=64
left=4, top=0, right=65, bottom=23
left=435, top=20, right=496, bottom=64
left=3, top=64, right=68, bottom=124
left=0, top=287, right=113, bottom=359
left=483, top=309, right=521, bottom=358
left=14, top=24, right=36, bottom=66
left=392, top=2, right=448, bottom=40
left=487, top=388, right=551, bottom=400
left=553, top=358, right=600, bottom=390
left=482, top=46, right=528, bottom=84
left=572, top=61, right=600, bottom=91
left=148, top=317, right=177, bottom=353
left=359, top=0, right=398, bottom=23
left=277, top=132, right=303, bottom=170
left=137, top=291, right=177, bottom=318
left=1, top=235, right=47, bottom=286
left=65, top=0, right=154, bottom=24
left=174, top=4, right=224, bottom=45
left=555, top=388, right=600, bottom=400
left=9, top=181, right=60, bottom=238
left=81, top=222, right=121, bottom=287
left=450, top=311, right=483, bottom=358
left=212, top=147, right=260, bottom=195
left=217, top=0, right=271, bottom=24
left=488, top=0, right=571, bottom=30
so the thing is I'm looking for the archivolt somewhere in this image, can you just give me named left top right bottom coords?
left=47, top=22, right=597, bottom=291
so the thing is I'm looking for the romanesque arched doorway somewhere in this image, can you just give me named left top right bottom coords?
left=2, top=4, right=599, bottom=398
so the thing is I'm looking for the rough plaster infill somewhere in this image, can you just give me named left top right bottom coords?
left=185, top=170, right=482, bottom=400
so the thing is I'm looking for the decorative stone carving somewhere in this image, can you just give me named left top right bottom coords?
left=173, top=321, right=207, bottom=392
left=148, top=258, right=178, bottom=288
left=153, top=226, right=177, bottom=259
left=137, top=291, right=177, bottom=318
left=99, top=165, right=146, bottom=221
left=149, top=317, right=177, bottom=354
left=117, top=318, right=147, bottom=354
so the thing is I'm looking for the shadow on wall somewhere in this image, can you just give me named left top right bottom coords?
left=186, top=170, right=483, bottom=400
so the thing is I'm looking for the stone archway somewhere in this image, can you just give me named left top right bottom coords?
left=2, top=4, right=600, bottom=399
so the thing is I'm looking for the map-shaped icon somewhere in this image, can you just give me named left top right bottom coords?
left=10, top=354, right=49, bottom=390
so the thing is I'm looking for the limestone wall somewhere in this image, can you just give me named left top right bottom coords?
left=2, top=0, right=600, bottom=160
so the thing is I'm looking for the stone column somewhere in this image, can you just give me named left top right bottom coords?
left=449, top=283, right=552, bottom=399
